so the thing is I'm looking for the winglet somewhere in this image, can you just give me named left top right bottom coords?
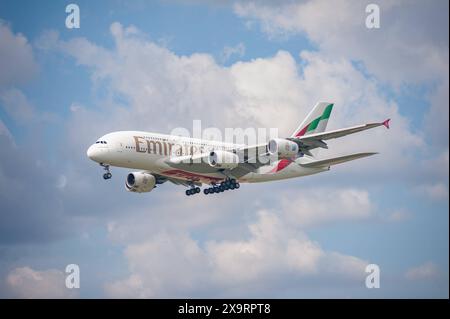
left=382, top=118, right=391, bottom=129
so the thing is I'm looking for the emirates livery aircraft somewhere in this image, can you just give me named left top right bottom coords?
left=87, top=102, right=390, bottom=196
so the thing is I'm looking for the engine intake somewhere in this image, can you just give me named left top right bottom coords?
left=125, top=172, right=156, bottom=193
left=208, top=150, right=239, bottom=169
left=268, top=138, right=299, bottom=158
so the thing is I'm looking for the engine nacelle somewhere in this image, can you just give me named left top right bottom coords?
left=268, top=138, right=299, bottom=158
left=125, top=172, right=156, bottom=193
left=208, top=150, right=239, bottom=169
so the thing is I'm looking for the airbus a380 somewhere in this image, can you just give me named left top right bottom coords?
left=86, top=102, right=390, bottom=196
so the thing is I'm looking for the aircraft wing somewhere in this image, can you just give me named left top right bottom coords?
left=299, top=152, right=377, bottom=168
left=151, top=171, right=203, bottom=187
left=165, top=145, right=269, bottom=178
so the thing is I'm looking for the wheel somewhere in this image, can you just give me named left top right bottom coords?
left=196, top=187, right=200, bottom=193
left=230, top=184, right=235, bottom=190
left=235, top=182, right=240, bottom=189
left=214, top=187, right=219, bottom=193
left=224, top=184, right=230, bottom=190
left=103, top=173, right=109, bottom=180
left=204, top=188, right=209, bottom=195
left=107, top=172, right=112, bottom=179
left=185, top=189, right=190, bottom=196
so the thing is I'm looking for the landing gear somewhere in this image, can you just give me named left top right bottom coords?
left=100, top=163, right=112, bottom=180
left=185, top=178, right=240, bottom=197
left=203, top=179, right=240, bottom=195
left=185, top=186, right=201, bottom=196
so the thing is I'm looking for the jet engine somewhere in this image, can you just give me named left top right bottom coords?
left=268, top=138, right=299, bottom=158
left=125, top=172, right=156, bottom=193
left=208, top=150, right=239, bottom=169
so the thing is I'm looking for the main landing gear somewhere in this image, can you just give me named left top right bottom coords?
left=203, top=179, right=240, bottom=195
left=100, top=163, right=112, bottom=180
left=185, top=179, right=240, bottom=196
left=185, top=186, right=201, bottom=196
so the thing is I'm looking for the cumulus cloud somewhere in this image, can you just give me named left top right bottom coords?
left=6, top=267, right=77, bottom=298
left=280, top=188, right=372, bottom=227
left=0, top=21, right=38, bottom=87
left=221, top=42, right=246, bottom=62
left=233, top=0, right=449, bottom=174
left=233, top=0, right=449, bottom=86
left=0, top=88, right=35, bottom=124
left=105, top=210, right=368, bottom=298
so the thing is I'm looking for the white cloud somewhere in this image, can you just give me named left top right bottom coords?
left=6, top=267, right=77, bottom=298
left=221, top=42, right=246, bottom=62
left=0, top=88, right=34, bottom=123
left=105, top=210, right=368, bottom=298
left=280, top=188, right=372, bottom=227
left=405, top=262, right=440, bottom=281
left=233, top=0, right=448, bottom=169
left=0, top=21, right=38, bottom=87
left=233, top=0, right=449, bottom=87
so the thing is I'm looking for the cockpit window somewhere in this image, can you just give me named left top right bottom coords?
left=95, top=141, right=108, bottom=144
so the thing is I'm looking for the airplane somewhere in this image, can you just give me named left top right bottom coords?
left=86, top=102, right=390, bottom=196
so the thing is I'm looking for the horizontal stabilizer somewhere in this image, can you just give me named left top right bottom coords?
left=299, top=152, right=377, bottom=168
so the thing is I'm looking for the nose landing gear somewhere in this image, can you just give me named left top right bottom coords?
left=100, top=163, right=112, bottom=180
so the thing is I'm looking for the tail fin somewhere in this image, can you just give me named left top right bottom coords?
left=291, top=101, right=334, bottom=157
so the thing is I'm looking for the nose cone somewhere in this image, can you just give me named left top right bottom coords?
left=87, top=145, right=105, bottom=162
left=87, top=145, right=96, bottom=160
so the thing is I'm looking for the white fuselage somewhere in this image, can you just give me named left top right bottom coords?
left=86, top=131, right=327, bottom=184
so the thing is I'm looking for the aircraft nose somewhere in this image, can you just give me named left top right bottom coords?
left=87, top=145, right=95, bottom=159
left=87, top=145, right=101, bottom=161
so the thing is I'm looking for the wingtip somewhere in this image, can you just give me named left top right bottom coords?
left=382, top=118, right=391, bottom=129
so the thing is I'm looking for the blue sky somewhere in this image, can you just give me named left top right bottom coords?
left=0, top=0, right=448, bottom=298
